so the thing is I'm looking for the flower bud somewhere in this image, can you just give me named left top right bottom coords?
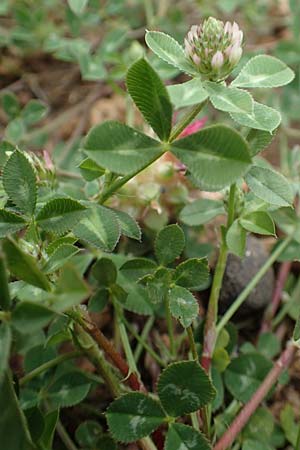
left=211, top=51, right=224, bottom=69
left=228, top=44, right=242, bottom=65
left=184, top=16, right=243, bottom=81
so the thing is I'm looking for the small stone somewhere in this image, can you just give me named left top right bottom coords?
left=219, top=235, right=275, bottom=317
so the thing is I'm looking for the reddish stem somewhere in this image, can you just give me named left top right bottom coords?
left=260, top=261, right=291, bottom=334
left=213, top=342, right=297, bottom=450
left=79, top=314, right=144, bottom=391
left=75, top=312, right=165, bottom=450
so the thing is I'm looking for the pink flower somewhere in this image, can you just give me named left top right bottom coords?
left=179, top=117, right=208, bottom=137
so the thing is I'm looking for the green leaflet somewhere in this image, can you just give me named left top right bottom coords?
left=246, top=129, right=275, bottom=157
left=157, top=361, right=215, bottom=416
left=224, top=353, right=272, bottom=403
left=2, top=150, right=37, bottom=216
left=73, top=205, right=120, bottom=251
left=165, top=423, right=211, bottom=450
left=226, top=219, right=246, bottom=258
left=171, top=125, right=251, bottom=191
left=0, top=209, right=27, bottom=238
left=42, top=244, right=79, bottom=274
left=36, top=198, right=87, bottom=235
left=155, top=224, right=185, bottom=265
left=173, top=258, right=209, bottom=290
left=204, top=81, right=253, bottom=114
left=112, top=209, right=141, bottom=241
left=3, top=238, right=51, bottom=291
left=230, top=101, right=281, bottom=132
left=47, top=371, right=91, bottom=408
left=127, top=58, right=173, bottom=141
left=106, top=392, right=165, bottom=443
left=145, top=31, right=198, bottom=76
left=245, top=166, right=294, bottom=207
left=167, top=79, right=209, bottom=109
left=11, top=302, right=55, bottom=333
left=180, top=198, right=225, bottom=226
left=84, top=121, right=164, bottom=176
left=168, top=285, right=199, bottom=328
left=240, top=211, right=276, bottom=236
left=232, top=55, right=295, bottom=88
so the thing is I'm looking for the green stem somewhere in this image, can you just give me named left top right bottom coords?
left=73, top=323, right=120, bottom=397
left=227, top=183, right=236, bottom=228
left=143, top=0, right=155, bottom=26
left=187, top=325, right=198, bottom=360
left=117, top=312, right=140, bottom=376
left=169, top=101, right=207, bottom=143
left=19, top=351, right=82, bottom=386
left=98, top=101, right=206, bottom=205
left=191, top=412, right=200, bottom=431
left=216, top=235, right=293, bottom=335
left=0, top=250, right=11, bottom=310
left=164, top=294, right=176, bottom=358
left=201, top=233, right=228, bottom=372
left=56, top=419, right=79, bottom=450
left=134, top=316, right=155, bottom=363
left=122, top=316, right=165, bottom=367
left=201, top=184, right=236, bottom=372
left=98, top=151, right=165, bottom=204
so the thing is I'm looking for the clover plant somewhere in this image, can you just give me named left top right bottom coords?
left=0, top=14, right=300, bottom=450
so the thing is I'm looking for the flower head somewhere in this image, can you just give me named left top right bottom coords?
left=184, top=17, right=243, bottom=81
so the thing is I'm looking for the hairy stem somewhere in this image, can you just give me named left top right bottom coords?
left=201, top=184, right=236, bottom=372
left=73, top=323, right=120, bottom=397
left=213, top=342, right=297, bottom=450
left=216, top=235, right=293, bottom=335
left=19, top=351, right=82, bottom=386
left=260, top=261, right=291, bottom=334
left=69, top=309, right=144, bottom=392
